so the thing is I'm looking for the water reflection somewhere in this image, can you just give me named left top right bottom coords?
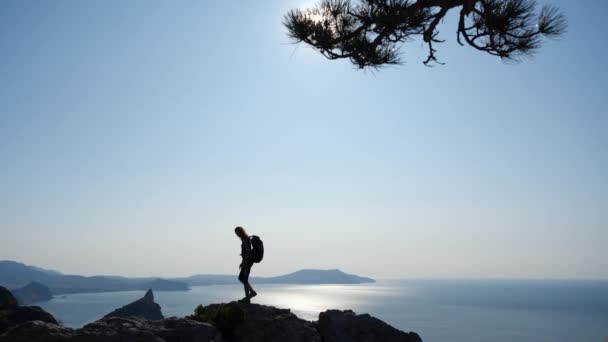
left=37, top=280, right=608, bottom=342
left=253, top=284, right=404, bottom=320
left=39, top=283, right=400, bottom=327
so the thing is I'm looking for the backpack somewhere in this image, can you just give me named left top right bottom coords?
left=250, top=235, right=264, bottom=263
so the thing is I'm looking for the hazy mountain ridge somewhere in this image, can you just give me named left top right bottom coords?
left=0, top=261, right=189, bottom=294
left=1, top=261, right=375, bottom=297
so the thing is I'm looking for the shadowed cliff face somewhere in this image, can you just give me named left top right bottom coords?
left=0, top=288, right=17, bottom=310
left=0, top=288, right=422, bottom=342
left=0, top=286, right=58, bottom=333
left=103, top=289, right=164, bottom=320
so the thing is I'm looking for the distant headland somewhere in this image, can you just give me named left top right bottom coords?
left=0, top=261, right=375, bottom=302
left=0, top=261, right=189, bottom=297
left=176, top=269, right=375, bottom=286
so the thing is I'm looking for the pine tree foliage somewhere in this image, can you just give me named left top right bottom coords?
left=283, top=0, right=566, bottom=68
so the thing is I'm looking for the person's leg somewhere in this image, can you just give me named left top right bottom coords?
left=238, top=267, right=249, bottom=300
left=246, top=263, right=256, bottom=299
left=247, top=284, right=256, bottom=298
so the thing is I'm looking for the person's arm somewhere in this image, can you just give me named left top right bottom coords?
left=241, top=239, right=252, bottom=267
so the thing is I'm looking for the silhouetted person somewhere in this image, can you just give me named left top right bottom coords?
left=235, top=226, right=256, bottom=303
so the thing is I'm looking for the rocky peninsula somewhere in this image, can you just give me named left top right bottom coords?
left=103, top=289, right=164, bottom=321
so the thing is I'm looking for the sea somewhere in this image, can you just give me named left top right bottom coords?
left=38, top=280, right=608, bottom=342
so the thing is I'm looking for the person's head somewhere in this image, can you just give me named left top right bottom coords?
left=234, top=226, right=248, bottom=239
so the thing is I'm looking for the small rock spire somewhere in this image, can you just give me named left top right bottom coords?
left=143, top=289, right=154, bottom=303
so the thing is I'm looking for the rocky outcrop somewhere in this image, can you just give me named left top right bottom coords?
left=1, top=286, right=223, bottom=342
left=0, top=320, right=73, bottom=341
left=0, top=317, right=224, bottom=342
left=1, top=292, right=422, bottom=342
left=0, top=306, right=58, bottom=333
left=11, top=282, right=53, bottom=305
left=318, top=309, right=422, bottom=342
left=103, top=289, right=164, bottom=320
left=0, top=286, right=58, bottom=332
left=232, top=303, right=321, bottom=342
left=82, top=316, right=222, bottom=341
left=189, top=302, right=321, bottom=342
left=187, top=302, right=421, bottom=342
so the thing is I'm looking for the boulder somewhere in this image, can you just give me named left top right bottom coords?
left=0, top=317, right=224, bottom=342
left=79, top=316, right=224, bottom=341
left=0, top=305, right=59, bottom=332
left=233, top=302, right=321, bottom=342
left=0, top=320, right=74, bottom=342
left=189, top=302, right=321, bottom=342
left=1, top=287, right=59, bottom=333
left=103, top=289, right=163, bottom=320
left=318, top=309, right=422, bottom=342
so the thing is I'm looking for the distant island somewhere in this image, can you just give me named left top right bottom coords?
left=176, top=269, right=375, bottom=286
left=10, top=282, right=53, bottom=305
left=0, top=261, right=375, bottom=300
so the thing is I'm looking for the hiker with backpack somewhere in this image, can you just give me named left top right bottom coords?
left=234, top=226, right=263, bottom=303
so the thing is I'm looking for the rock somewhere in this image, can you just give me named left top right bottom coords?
left=1, top=287, right=58, bottom=332
left=0, top=317, right=224, bottom=342
left=0, top=320, right=74, bottom=342
left=232, top=303, right=321, bottom=342
left=79, top=316, right=224, bottom=341
left=318, top=309, right=422, bottom=342
left=187, top=302, right=245, bottom=339
left=142, top=288, right=154, bottom=302
left=1, top=297, right=422, bottom=342
left=0, top=288, right=17, bottom=310
left=11, top=282, right=53, bottom=305
left=103, top=289, right=164, bottom=320
left=0, top=306, right=59, bottom=332
left=189, top=302, right=321, bottom=342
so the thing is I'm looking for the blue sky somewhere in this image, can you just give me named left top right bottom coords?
left=0, top=0, right=606, bottom=278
